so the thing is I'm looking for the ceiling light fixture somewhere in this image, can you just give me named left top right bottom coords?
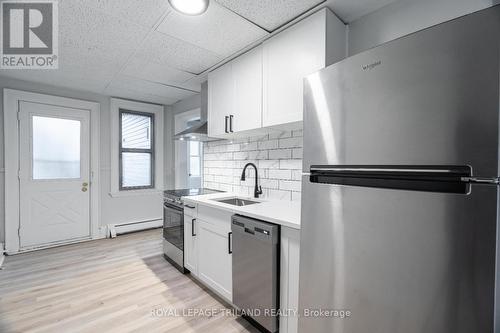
left=168, top=0, right=209, bottom=15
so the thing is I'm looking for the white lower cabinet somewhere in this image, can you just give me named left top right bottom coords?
left=183, top=203, right=301, bottom=333
left=280, top=226, right=301, bottom=333
left=197, top=219, right=233, bottom=302
left=184, top=214, right=198, bottom=275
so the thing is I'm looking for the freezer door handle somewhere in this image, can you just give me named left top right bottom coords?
left=310, top=166, right=469, bottom=174
left=309, top=165, right=472, bottom=194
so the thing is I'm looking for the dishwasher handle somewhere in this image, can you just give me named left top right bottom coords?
left=231, top=215, right=279, bottom=245
left=228, top=232, right=232, bottom=254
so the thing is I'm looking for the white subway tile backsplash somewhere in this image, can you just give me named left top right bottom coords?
left=248, top=134, right=269, bottom=142
left=240, top=142, right=258, bottom=151
left=292, top=148, right=303, bottom=159
left=279, top=180, right=302, bottom=192
left=259, top=160, right=280, bottom=169
left=279, top=137, right=303, bottom=149
left=280, top=159, right=302, bottom=170
left=268, top=169, right=292, bottom=180
left=269, top=130, right=292, bottom=140
left=269, top=149, right=292, bottom=159
left=268, top=189, right=292, bottom=201
left=291, top=170, right=302, bottom=181
left=258, top=139, right=279, bottom=150
left=203, top=129, right=303, bottom=201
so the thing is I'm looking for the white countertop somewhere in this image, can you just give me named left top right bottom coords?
left=183, top=192, right=301, bottom=230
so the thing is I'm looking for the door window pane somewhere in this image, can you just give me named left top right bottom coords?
left=121, top=112, right=152, bottom=149
left=189, top=141, right=199, bottom=156
left=32, top=116, right=81, bottom=180
left=189, top=156, right=200, bottom=177
left=121, top=153, right=152, bottom=188
left=189, top=141, right=201, bottom=177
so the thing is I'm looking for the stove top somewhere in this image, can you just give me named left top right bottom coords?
left=164, top=188, right=223, bottom=200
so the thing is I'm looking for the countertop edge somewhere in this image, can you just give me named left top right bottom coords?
left=183, top=193, right=301, bottom=230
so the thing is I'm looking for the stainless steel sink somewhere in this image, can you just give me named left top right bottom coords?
left=213, top=198, right=260, bottom=206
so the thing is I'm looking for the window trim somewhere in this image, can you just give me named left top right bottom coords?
left=110, top=98, right=164, bottom=197
left=118, top=109, right=155, bottom=191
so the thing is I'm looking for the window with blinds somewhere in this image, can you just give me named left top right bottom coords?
left=119, top=110, right=155, bottom=190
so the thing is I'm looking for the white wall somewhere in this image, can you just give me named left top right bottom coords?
left=164, top=105, right=175, bottom=190
left=171, top=93, right=202, bottom=189
left=172, top=93, right=201, bottom=116
left=0, top=76, right=175, bottom=242
left=348, top=0, right=498, bottom=55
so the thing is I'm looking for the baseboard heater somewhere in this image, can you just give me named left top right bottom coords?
left=109, top=219, right=162, bottom=238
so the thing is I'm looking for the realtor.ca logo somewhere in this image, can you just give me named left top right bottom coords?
left=1, top=0, right=58, bottom=69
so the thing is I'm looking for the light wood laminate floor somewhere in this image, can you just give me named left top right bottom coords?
left=0, top=229, right=258, bottom=333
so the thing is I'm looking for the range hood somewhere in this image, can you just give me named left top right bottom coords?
left=174, top=81, right=221, bottom=142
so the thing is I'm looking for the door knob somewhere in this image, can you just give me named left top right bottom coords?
left=82, top=182, right=88, bottom=186
left=82, top=187, right=88, bottom=192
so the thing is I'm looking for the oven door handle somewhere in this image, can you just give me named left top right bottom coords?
left=192, top=218, right=196, bottom=237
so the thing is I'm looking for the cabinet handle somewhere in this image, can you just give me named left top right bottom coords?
left=228, top=232, right=232, bottom=254
left=225, top=116, right=229, bottom=133
left=229, top=115, right=234, bottom=133
left=192, top=218, right=196, bottom=237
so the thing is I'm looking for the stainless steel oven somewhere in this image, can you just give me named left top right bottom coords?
left=163, top=200, right=185, bottom=272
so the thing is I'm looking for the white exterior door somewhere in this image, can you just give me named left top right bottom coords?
left=19, top=101, right=91, bottom=248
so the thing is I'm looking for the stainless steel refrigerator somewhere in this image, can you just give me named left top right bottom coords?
left=298, top=6, right=500, bottom=333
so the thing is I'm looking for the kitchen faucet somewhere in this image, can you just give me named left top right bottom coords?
left=240, top=163, right=263, bottom=198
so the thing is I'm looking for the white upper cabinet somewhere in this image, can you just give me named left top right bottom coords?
left=208, top=62, right=233, bottom=137
left=232, top=46, right=263, bottom=133
left=263, top=9, right=346, bottom=128
left=208, top=8, right=345, bottom=136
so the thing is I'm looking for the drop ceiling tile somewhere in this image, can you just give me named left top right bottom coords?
left=69, top=0, right=170, bottom=28
left=135, top=31, right=223, bottom=74
left=122, top=56, right=196, bottom=87
left=107, top=75, right=198, bottom=103
left=104, top=84, right=178, bottom=105
left=0, top=69, right=112, bottom=94
left=157, top=1, right=268, bottom=57
left=59, top=1, right=150, bottom=62
left=179, top=75, right=208, bottom=92
left=215, top=0, right=324, bottom=31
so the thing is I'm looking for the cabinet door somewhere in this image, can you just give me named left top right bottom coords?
left=263, top=10, right=326, bottom=127
left=208, top=62, right=232, bottom=137
left=232, top=46, right=263, bottom=133
left=198, top=219, right=233, bottom=302
left=184, top=215, right=198, bottom=275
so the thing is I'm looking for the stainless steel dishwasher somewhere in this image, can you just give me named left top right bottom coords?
left=232, top=214, right=279, bottom=333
